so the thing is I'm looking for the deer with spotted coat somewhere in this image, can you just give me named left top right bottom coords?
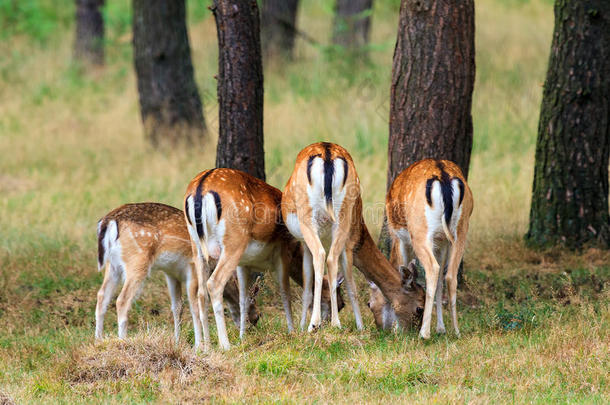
left=184, top=168, right=343, bottom=350
left=385, top=159, right=473, bottom=339
left=95, top=203, right=261, bottom=348
left=282, top=142, right=426, bottom=332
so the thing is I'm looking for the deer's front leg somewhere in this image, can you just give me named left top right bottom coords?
left=164, top=275, right=183, bottom=344
left=300, top=245, right=313, bottom=331
left=236, top=266, right=249, bottom=339
left=342, top=249, right=363, bottom=330
left=276, top=248, right=294, bottom=332
left=185, top=266, right=203, bottom=350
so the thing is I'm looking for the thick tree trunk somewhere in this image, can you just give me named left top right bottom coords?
left=212, top=0, right=266, bottom=181
left=74, top=0, right=104, bottom=66
left=332, top=0, right=373, bottom=51
left=379, top=0, right=475, bottom=268
left=261, top=0, right=299, bottom=59
left=132, top=0, right=206, bottom=147
left=526, top=0, right=610, bottom=249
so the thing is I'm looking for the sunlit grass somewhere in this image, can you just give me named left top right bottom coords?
left=1, top=0, right=608, bottom=403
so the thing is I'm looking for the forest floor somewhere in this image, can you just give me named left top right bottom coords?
left=1, top=0, right=608, bottom=403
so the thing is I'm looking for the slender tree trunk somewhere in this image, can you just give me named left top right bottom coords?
left=332, top=0, right=373, bottom=51
left=132, top=0, right=206, bottom=147
left=526, top=0, right=610, bottom=249
left=212, top=0, right=266, bottom=181
left=74, top=0, right=105, bottom=66
left=379, top=0, right=475, bottom=269
left=261, top=0, right=299, bottom=59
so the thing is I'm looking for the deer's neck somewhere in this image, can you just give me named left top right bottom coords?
left=353, top=223, right=402, bottom=302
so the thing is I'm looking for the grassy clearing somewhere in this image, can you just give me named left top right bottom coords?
left=0, top=0, right=608, bottom=403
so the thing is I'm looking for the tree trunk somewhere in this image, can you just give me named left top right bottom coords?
left=212, top=0, right=266, bottom=181
left=526, top=0, right=610, bottom=249
left=332, top=0, right=373, bottom=51
left=74, top=0, right=104, bottom=66
left=261, top=0, right=299, bottom=59
left=379, top=0, right=475, bottom=267
left=132, top=0, right=206, bottom=147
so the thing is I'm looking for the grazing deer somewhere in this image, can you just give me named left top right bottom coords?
left=283, top=142, right=425, bottom=332
left=351, top=206, right=425, bottom=330
left=386, top=159, right=473, bottom=339
left=185, top=168, right=334, bottom=350
left=367, top=261, right=422, bottom=331
left=282, top=142, right=364, bottom=331
left=95, top=203, right=261, bottom=348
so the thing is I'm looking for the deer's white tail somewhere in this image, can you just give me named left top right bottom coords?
left=307, top=153, right=348, bottom=222
left=185, top=191, right=222, bottom=262
left=426, top=177, right=464, bottom=245
left=97, top=219, right=118, bottom=271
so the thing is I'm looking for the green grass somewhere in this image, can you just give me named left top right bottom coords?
left=1, top=0, right=609, bottom=402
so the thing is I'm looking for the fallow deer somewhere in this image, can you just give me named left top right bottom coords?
left=184, top=168, right=334, bottom=350
left=282, top=142, right=364, bottom=331
left=367, top=261, right=421, bottom=331
left=386, top=159, right=473, bottom=339
left=95, top=203, right=261, bottom=348
left=282, top=142, right=425, bottom=332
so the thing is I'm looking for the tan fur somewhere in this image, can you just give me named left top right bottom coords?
left=282, top=142, right=363, bottom=331
left=184, top=169, right=299, bottom=350
left=94, top=203, right=260, bottom=348
left=283, top=142, right=425, bottom=331
left=386, top=159, right=474, bottom=339
left=367, top=282, right=389, bottom=329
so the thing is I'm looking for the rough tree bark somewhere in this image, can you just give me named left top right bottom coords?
left=379, top=0, right=476, bottom=265
left=526, top=0, right=610, bottom=249
left=261, top=0, right=300, bottom=59
left=74, top=0, right=105, bottom=65
left=133, top=0, right=206, bottom=147
left=332, top=0, right=373, bottom=51
left=212, top=0, right=266, bottom=181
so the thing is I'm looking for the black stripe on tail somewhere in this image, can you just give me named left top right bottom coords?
left=210, top=190, right=222, bottom=220
left=322, top=142, right=334, bottom=208
left=307, top=154, right=321, bottom=184
left=437, top=162, right=454, bottom=227
left=97, top=219, right=108, bottom=268
left=193, top=169, right=216, bottom=239
left=425, top=161, right=465, bottom=225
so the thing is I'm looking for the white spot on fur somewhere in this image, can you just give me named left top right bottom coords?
left=127, top=230, right=143, bottom=253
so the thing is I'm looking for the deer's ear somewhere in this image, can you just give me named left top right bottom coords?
left=400, top=260, right=418, bottom=290
left=368, top=280, right=378, bottom=290
left=250, top=274, right=263, bottom=297
left=336, top=274, right=345, bottom=287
